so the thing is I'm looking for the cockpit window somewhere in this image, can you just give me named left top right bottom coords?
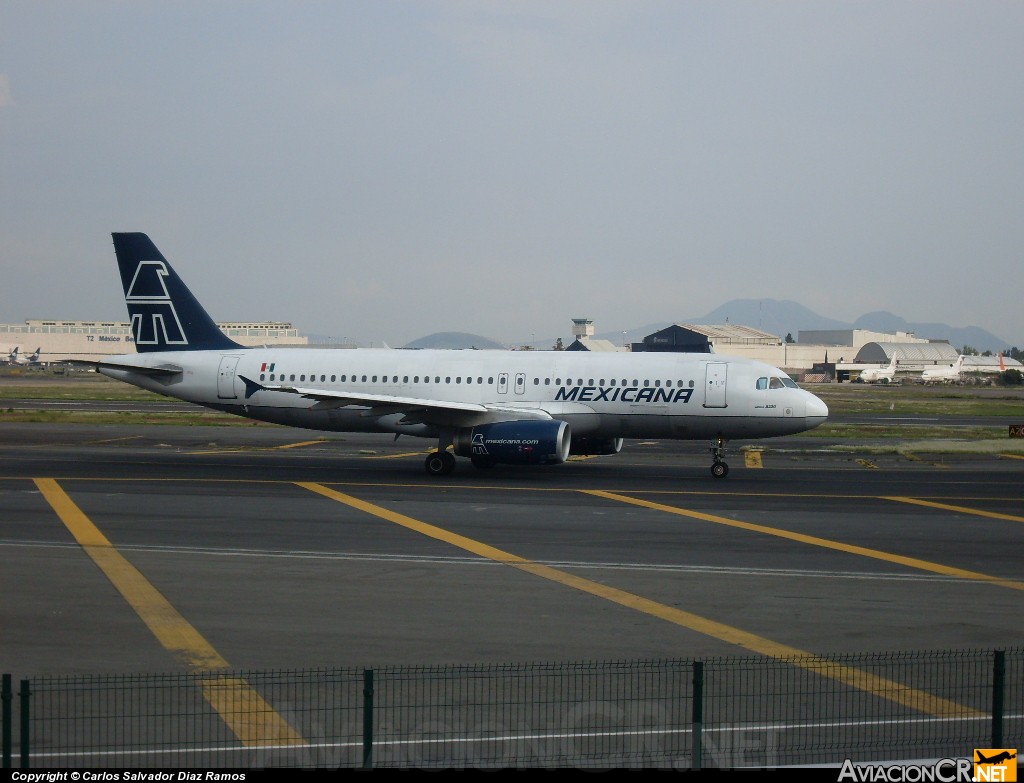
left=756, top=377, right=768, bottom=390
left=769, top=377, right=785, bottom=389
left=781, top=377, right=798, bottom=388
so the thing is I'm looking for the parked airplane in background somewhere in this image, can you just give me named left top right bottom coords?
left=857, top=353, right=899, bottom=384
left=920, top=355, right=965, bottom=384
left=18, top=347, right=42, bottom=366
left=97, top=233, right=828, bottom=478
left=3, top=347, right=41, bottom=366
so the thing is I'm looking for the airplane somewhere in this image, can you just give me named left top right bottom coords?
left=18, top=347, right=42, bottom=366
left=919, top=354, right=965, bottom=384
left=3, top=347, right=41, bottom=366
left=96, top=233, right=829, bottom=478
left=975, top=750, right=1016, bottom=764
left=857, top=352, right=899, bottom=384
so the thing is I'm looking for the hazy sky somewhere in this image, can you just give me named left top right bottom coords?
left=2, top=1, right=1022, bottom=347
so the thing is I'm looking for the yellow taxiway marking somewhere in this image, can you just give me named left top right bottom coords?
left=33, top=478, right=304, bottom=748
left=297, top=481, right=980, bottom=719
left=884, top=496, right=1024, bottom=524
left=190, top=439, right=327, bottom=455
left=584, top=489, right=1024, bottom=592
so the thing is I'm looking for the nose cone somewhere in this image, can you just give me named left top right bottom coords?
left=805, top=392, right=829, bottom=427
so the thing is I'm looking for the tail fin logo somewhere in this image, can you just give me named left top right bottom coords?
left=126, top=260, right=188, bottom=346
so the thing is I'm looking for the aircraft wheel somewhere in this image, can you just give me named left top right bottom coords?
left=711, top=461, right=729, bottom=478
left=471, top=454, right=497, bottom=469
left=425, top=451, right=456, bottom=476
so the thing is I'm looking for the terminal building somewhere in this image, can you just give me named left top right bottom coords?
left=1, top=319, right=307, bottom=364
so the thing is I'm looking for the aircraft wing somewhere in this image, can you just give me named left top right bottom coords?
left=239, top=376, right=557, bottom=425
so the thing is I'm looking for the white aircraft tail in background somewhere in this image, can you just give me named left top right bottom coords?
left=97, top=232, right=828, bottom=479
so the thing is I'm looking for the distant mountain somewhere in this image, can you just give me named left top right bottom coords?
left=589, top=299, right=1011, bottom=354
left=695, top=299, right=851, bottom=337
left=383, top=301, right=1011, bottom=354
left=403, top=331, right=506, bottom=350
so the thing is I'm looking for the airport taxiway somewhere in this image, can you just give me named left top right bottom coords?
left=1, top=423, right=1022, bottom=679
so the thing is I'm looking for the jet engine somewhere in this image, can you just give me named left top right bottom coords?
left=453, top=420, right=571, bottom=466
left=569, top=437, right=624, bottom=456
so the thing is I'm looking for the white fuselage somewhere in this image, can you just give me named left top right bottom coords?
left=99, top=347, right=829, bottom=442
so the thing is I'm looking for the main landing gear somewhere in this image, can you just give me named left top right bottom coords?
left=425, top=427, right=458, bottom=476
left=710, top=436, right=729, bottom=478
left=425, top=450, right=456, bottom=476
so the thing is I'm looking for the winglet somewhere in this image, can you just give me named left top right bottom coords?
left=111, top=233, right=243, bottom=353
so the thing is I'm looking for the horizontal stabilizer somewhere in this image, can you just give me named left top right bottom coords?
left=94, top=360, right=183, bottom=376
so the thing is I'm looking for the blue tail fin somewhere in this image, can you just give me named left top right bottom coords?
left=112, top=233, right=242, bottom=353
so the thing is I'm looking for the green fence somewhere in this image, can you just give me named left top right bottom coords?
left=3, top=648, right=1021, bottom=769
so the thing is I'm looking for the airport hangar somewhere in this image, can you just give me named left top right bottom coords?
left=1, top=317, right=1001, bottom=381
left=565, top=319, right=991, bottom=381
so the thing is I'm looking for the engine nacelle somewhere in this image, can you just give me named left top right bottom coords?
left=453, top=420, right=571, bottom=466
left=569, top=437, right=624, bottom=456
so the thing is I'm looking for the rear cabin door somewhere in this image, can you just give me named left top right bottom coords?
left=217, top=355, right=241, bottom=400
left=704, top=362, right=728, bottom=408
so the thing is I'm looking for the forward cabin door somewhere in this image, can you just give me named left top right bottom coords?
left=704, top=362, right=728, bottom=408
left=217, top=355, right=241, bottom=400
